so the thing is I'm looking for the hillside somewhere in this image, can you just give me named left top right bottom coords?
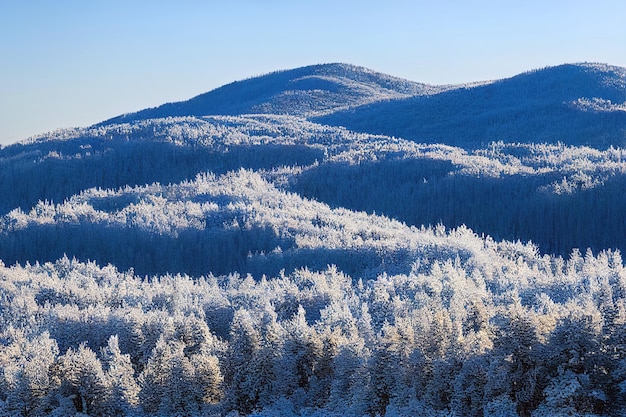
left=316, top=63, right=626, bottom=149
left=100, top=62, right=626, bottom=150
left=3, top=115, right=626, bottom=260
left=0, top=169, right=484, bottom=279
left=101, top=63, right=446, bottom=124
left=1, top=63, right=626, bottom=417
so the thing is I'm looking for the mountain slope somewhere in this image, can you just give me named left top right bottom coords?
left=4, top=114, right=626, bottom=266
left=101, top=62, right=626, bottom=150
left=315, top=63, right=626, bottom=149
left=2, top=63, right=626, bottom=417
left=2, top=62, right=626, bottom=266
left=0, top=115, right=404, bottom=215
left=0, top=169, right=479, bottom=278
left=101, top=63, right=444, bottom=124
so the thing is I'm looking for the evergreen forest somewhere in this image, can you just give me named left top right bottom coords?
left=1, top=63, right=626, bottom=416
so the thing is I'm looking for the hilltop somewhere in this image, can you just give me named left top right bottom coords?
left=101, top=63, right=447, bottom=124
left=97, top=62, right=626, bottom=150
left=316, top=63, right=626, bottom=148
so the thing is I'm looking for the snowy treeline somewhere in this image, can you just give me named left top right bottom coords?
left=0, top=169, right=625, bottom=416
left=1, top=234, right=625, bottom=416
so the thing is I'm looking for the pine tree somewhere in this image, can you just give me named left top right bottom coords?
left=189, top=349, right=223, bottom=405
left=137, top=335, right=173, bottom=414
left=101, top=335, right=139, bottom=414
left=224, top=308, right=262, bottom=415
left=50, top=343, right=112, bottom=416
left=491, top=314, right=545, bottom=417
left=278, top=305, right=323, bottom=409
left=2, top=331, right=59, bottom=417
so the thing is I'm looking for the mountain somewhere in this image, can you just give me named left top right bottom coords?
left=100, top=62, right=626, bottom=150
left=2, top=63, right=626, bottom=260
left=3, top=114, right=626, bottom=267
left=101, top=63, right=448, bottom=124
left=316, top=63, right=626, bottom=149
left=2, top=63, right=626, bottom=417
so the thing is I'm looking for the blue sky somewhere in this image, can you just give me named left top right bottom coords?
left=1, top=1, right=625, bottom=146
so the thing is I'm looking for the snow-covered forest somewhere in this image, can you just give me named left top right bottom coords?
left=1, top=63, right=626, bottom=416
left=2, top=237, right=626, bottom=416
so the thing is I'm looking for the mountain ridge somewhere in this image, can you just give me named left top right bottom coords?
left=99, top=62, right=447, bottom=125
left=94, top=61, right=626, bottom=150
left=315, top=62, right=626, bottom=149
